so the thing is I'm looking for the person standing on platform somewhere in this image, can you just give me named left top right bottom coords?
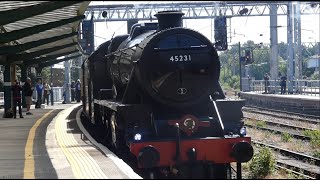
left=62, top=84, right=67, bottom=104
left=43, top=81, right=51, bottom=105
left=11, top=80, right=24, bottom=119
left=71, top=81, right=75, bottom=102
left=36, top=79, right=43, bottom=108
left=24, top=77, right=33, bottom=115
left=263, top=73, right=270, bottom=94
left=280, top=75, right=287, bottom=94
left=75, top=79, right=81, bottom=102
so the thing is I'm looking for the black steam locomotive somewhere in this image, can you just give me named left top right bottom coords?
left=81, top=11, right=253, bottom=179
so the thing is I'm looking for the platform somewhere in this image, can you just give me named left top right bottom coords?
left=0, top=102, right=141, bottom=179
left=240, top=92, right=320, bottom=116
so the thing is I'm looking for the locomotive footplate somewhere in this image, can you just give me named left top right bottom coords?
left=129, top=136, right=252, bottom=168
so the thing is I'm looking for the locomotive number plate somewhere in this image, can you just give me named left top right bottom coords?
left=170, top=55, right=191, bottom=62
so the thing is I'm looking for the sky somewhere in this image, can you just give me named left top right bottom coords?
left=89, top=1, right=319, bottom=50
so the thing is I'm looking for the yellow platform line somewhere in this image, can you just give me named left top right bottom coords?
left=24, top=110, right=55, bottom=179
left=55, top=105, right=108, bottom=179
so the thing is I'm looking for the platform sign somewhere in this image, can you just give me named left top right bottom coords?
left=81, top=20, right=94, bottom=55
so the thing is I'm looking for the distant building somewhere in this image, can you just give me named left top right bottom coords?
left=307, top=54, right=320, bottom=68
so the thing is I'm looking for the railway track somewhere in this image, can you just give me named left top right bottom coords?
left=274, top=165, right=314, bottom=179
left=252, top=140, right=320, bottom=179
left=243, top=106, right=320, bottom=124
left=244, top=116, right=317, bottom=132
left=246, top=124, right=310, bottom=140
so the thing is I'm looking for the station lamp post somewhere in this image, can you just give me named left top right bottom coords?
left=50, top=65, right=54, bottom=105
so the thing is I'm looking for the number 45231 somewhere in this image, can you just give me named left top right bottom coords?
left=170, top=55, right=191, bottom=62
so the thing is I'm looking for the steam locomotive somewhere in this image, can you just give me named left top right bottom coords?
left=81, top=11, right=253, bottom=179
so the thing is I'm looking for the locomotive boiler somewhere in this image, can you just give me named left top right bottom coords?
left=81, top=10, right=253, bottom=179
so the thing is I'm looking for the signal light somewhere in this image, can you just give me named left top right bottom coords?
left=244, top=50, right=254, bottom=65
left=214, top=16, right=228, bottom=51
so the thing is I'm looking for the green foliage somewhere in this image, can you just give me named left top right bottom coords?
left=219, top=41, right=319, bottom=82
left=311, top=71, right=319, bottom=80
left=277, top=42, right=287, bottom=60
left=313, top=151, right=320, bottom=158
left=256, top=121, right=266, bottom=128
left=265, top=131, right=273, bottom=139
left=286, top=170, right=307, bottom=179
left=220, top=72, right=240, bottom=90
left=248, top=146, right=276, bottom=179
left=281, top=132, right=292, bottom=142
left=278, top=56, right=287, bottom=76
left=303, top=66, right=315, bottom=78
left=249, top=48, right=271, bottom=80
left=41, top=67, right=51, bottom=84
left=303, top=130, right=320, bottom=148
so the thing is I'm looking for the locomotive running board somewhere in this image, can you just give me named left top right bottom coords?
left=93, top=99, right=150, bottom=113
left=94, top=99, right=125, bottom=111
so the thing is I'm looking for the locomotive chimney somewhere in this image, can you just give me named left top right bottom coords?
left=154, top=11, right=185, bottom=30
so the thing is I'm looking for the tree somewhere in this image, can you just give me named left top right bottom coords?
left=278, top=42, right=287, bottom=60
left=278, top=56, right=287, bottom=76
left=218, top=40, right=319, bottom=89
left=249, top=46, right=270, bottom=80
left=41, top=67, right=51, bottom=84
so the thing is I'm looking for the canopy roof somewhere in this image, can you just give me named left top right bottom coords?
left=0, top=1, right=90, bottom=67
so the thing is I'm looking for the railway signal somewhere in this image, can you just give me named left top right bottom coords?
left=214, top=16, right=228, bottom=51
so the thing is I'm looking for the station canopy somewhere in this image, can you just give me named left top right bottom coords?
left=0, top=1, right=90, bottom=67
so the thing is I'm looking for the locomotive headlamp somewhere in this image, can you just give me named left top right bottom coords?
left=134, top=133, right=142, bottom=141
left=231, top=141, right=254, bottom=163
left=138, top=145, right=160, bottom=168
left=239, top=127, right=247, bottom=137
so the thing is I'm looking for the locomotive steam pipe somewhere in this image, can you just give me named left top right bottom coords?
left=154, top=11, right=185, bottom=30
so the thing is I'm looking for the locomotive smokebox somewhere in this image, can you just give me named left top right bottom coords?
left=154, top=10, right=185, bottom=30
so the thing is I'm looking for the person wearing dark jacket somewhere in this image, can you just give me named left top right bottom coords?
left=75, top=79, right=81, bottom=102
left=24, top=77, right=33, bottom=115
left=35, top=79, right=43, bottom=108
left=280, top=75, right=287, bottom=94
left=263, top=73, right=270, bottom=94
left=12, top=80, right=24, bottom=118
left=71, top=81, right=75, bottom=102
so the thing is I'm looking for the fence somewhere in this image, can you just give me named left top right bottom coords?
left=243, top=78, right=320, bottom=96
left=32, top=86, right=64, bottom=102
left=0, top=87, right=64, bottom=108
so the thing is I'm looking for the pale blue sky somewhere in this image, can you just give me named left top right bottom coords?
left=91, top=1, right=319, bottom=50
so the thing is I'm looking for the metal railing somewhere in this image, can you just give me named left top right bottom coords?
left=32, top=86, right=64, bottom=102
left=0, top=87, right=65, bottom=108
left=243, top=78, right=320, bottom=96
